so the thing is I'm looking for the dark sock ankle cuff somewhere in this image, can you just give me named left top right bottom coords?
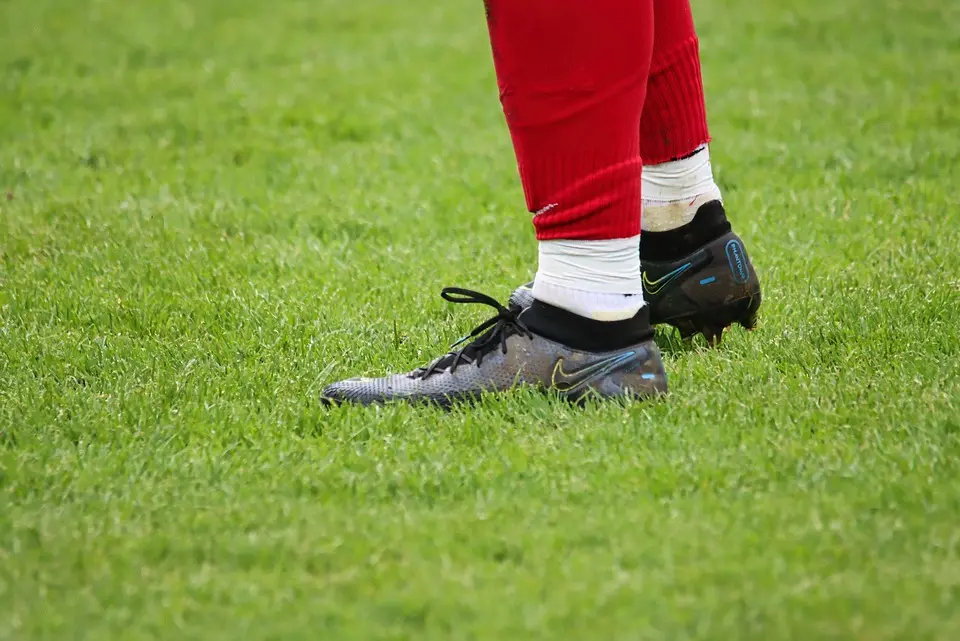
left=521, top=301, right=654, bottom=352
left=640, top=200, right=731, bottom=262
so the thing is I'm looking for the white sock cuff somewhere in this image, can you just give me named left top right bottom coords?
left=535, top=236, right=642, bottom=294
left=531, top=279, right=644, bottom=321
left=641, top=145, right=722, bottom=232
left=533, top=236, right=644, bottom=321
left=642, top=144, right=719, bottom=204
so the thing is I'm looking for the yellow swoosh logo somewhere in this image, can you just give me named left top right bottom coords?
left=551, top=351, right=636, bottom=393
left=642, top=262, right=692, bottom=296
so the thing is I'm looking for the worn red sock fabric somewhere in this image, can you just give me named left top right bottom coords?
left=640, top=0, right=711, bottom=165
left=484, top=0, right=654, bottom=241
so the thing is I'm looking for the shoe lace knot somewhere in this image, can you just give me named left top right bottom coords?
left=412, top=287, right=534, bottom=379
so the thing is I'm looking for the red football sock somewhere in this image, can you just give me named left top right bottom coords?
left=640, top=0, right=711, bottom=165
left=484, top=0, right=654, bottom=241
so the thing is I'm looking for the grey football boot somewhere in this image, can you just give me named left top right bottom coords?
left=510, top=201, right=761, bottom=344
left=320, top=288, right=667, bottom=407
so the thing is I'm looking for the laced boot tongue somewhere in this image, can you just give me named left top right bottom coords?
left=414, top=327, right=503, bottom=377
left=410, top=287, right=533, bottom=379
left=508, top=282, right=535, bottom=310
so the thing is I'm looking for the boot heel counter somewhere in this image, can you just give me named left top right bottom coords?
left=616, top=341, right=668, bottom=396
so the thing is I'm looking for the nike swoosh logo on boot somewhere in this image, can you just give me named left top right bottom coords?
left=642, top=262, right=692, bottom=296
left=551, top=351, right=637, bottom=393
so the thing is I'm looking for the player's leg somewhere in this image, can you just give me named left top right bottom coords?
left=638, top=0, right=761, bottom=343
left=321, top=0, right=665, bottom=406
left=510, top=0, right=761, bottom=344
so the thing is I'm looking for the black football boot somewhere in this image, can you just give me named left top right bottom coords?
left=510, top=201, right=761, bottom=345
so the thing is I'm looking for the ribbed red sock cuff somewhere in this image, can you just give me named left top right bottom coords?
left=485, top=0, right=653, bottom=242
left=530, top=154, right=642, bottom=241
left=640, top=36, right=710, bottom=165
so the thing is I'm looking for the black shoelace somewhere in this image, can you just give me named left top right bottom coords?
left=411, top=287, right=534, bottom=379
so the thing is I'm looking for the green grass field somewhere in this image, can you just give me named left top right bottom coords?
left=2, top=0, right=960, bottom=638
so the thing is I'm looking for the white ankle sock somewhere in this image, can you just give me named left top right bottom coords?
left=642, top=145, right=722, bottom=232
left=532, top=236, right=645, bottom=322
